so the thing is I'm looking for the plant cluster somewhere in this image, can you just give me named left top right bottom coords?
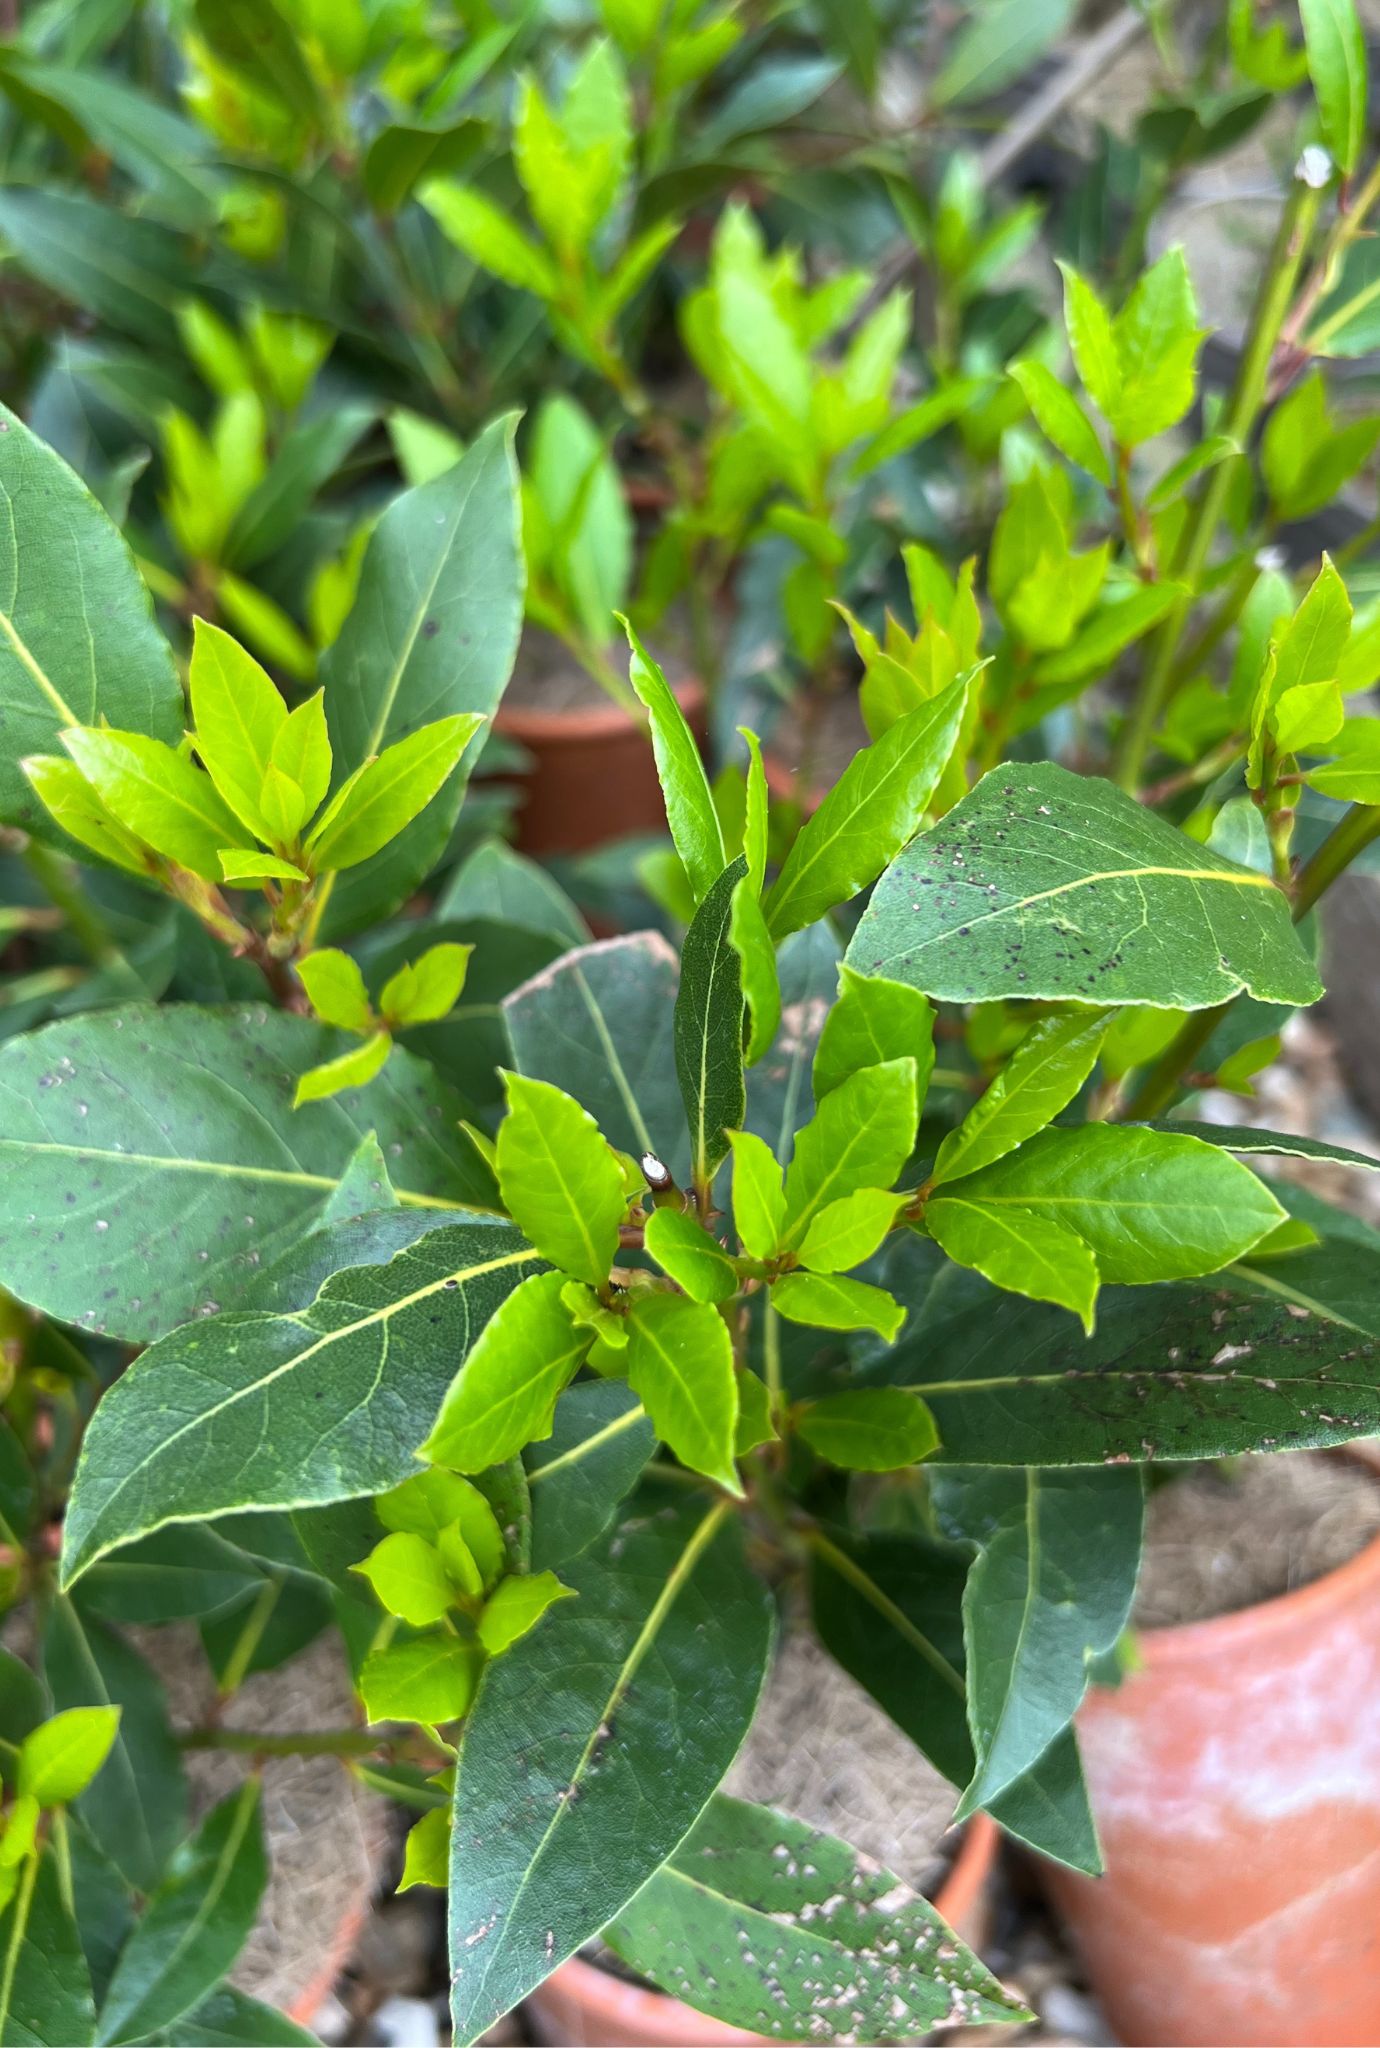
left=0, top=2, right=1380, bottom=2044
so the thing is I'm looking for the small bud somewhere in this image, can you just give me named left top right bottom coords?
left=1296, top=145, right=1333, bottom=191
left=640, top=1152, right=673, bottom=1192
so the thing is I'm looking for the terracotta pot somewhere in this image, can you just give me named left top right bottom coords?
left=1043, top=1497, right=1380, bottom=2047
left=524, top=1814, right=1000, bottom=2047
left=494, top=680, right=706, bottom=859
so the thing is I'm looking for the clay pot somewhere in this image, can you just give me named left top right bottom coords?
left=493, top=680, right=706, bottom=859
left=1042, top=1504, right=1380, bottom=2047
left=524, top=1814, right=1000, bottom=2048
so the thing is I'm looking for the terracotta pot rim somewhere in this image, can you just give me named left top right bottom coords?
left=1134, top=1447, right=1380, bottom=1668
left=530, top=1813, right=1000, bottom=2044
left=496, top=676, right=704, bottom=746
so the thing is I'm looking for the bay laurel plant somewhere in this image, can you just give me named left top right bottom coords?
left=5, top=11, right=1380, bottom=2048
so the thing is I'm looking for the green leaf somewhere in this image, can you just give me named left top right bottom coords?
left=813, top=965, right=936, bottom=1104
left=420, top=181, right=559, bottom=296
left=504, top=933, right=686, bottom=1182
left=20, top=756, right=150, bottom=876
left=308, top=714, right=483, bottom=872
left=438, top=836, right=588, bottom=946
left=677, top=856, right=748, bottom=1191
left=1158, top=1122, right=1380, bottom=1178
left=398, top=1807, right=451, bottom=1893
left=782, top=1059, right=918, bottom=1248
left=849, top=762, right=1322, bottom=1008
left=351, top=1532, right=455, bottom=1628
left=605, top=1794, right=1025, bottom=2040
left=496, top=1071, right=626, bottom=1286
left=771, top=1271, right=906, bottom=1340
left=938, top=1124, right=1283, bottom=1283
left=477, top=1571, right=575, bottom=1655
left=1301, top=0, right=1367, bottom=173
left=625, top=1293, right=741, bottom=1492
left=764, top=680, right=967, bottom=941
left=381, top=943, right=472, bottom=1028
left=61, top=729, right=248, bottom=880
left=880, top=1236, right=1380, bottom=1464
left=1030, top=582, right=1184, bottom=690
left=925, top=1195, right=1100, bottom=1330
left=193, top=0, right=326, bottom=122
left=1059, top=263, right=1120, bottom=421
left=187, top=620, right=286, bottom=839
left=359, top=1637, right=482, bottom=1726
left=315, top=417, right=522, bottom=935
left=0, top=190, right=190, bottom=350
left=812, top=1530, right=1101, bottom=1873
left=1008, top=359, right=1109, bottom=482
left=0, top=404, right=180, bottom=832
left=44, top=1601, right=185, bottom=1894
left=727, top=1131, right=785, bottom=1260
left=0, top=1850, right=96, bottom=2048
left=623, top=622, right=725, bottom=902
left=96, top=1782, right=266, bottom=2046
left=797, top=1388, right=936, bottom=1469
left=18, top=1709, right=120, bottom=1808
left=728, top=876, right=780, bottom=1067
left=363, top=117, right=485, bottom=212
left=165, top=1988, right=316, bottom=2046
left=525, top=1382, right=655, bottom=1572
left=796, top=1189, right=902, bottom=1273
left=448, top=1501, right=773, bottom=2044
left=1307, top=715, right=1380, bottom=801
left=269, top=691, right=331, bottom=818
left=1108, top=247, right=1203, bottom=444
left=61, top=1222, right=541, bottom=1583
left=933, top=1012, right=1108, bottom=1184
left=218, top=851, right=307, bottom=885
left=933, top=0, right=1073, bottom=104
left=422, top=1269, right=588, bottom=1473
left=297, top=949, right=372, bottom=1033
left=293, top=1031, right=392, bottom=1107
left=644, top=1209, right=738, bottom=1302
left=73, top=1528, right=265, bottom=1628
left=935, top=1467, right=1142, bottom=1818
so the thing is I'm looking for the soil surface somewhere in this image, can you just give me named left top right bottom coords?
left=1133, top=1449, right=1380, bottom=1629
left=725, top=1627, right=958, bottom=1900
left=503, top=629, right=619, bottom=717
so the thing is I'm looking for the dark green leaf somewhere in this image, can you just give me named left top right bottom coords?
left=448, top=1500, right=773, bottom=2044
left=164, top=1986, right=317, bottom=2046
left=676, top=857, right=748, bottom=1191
left=317, top=417, right=522, bottom=935
left=605, top=1794, right=1025, bottom=2039
left=0, top=402, right=180, bottom=832
left=0, top=1850, right=95, bottom=2047
left=525, top=1382, right=655, bottom=1571
left=848, top=763, right=1322, bottom=1008
left=0, top=1004, right=493, bottom=1342
left=61, top=1222, right=541, bottom=1584
left=797, top=1388, right=936, bottom=1469
left=97, top=1782, right=266, bottom=2045
left=0, top=191, right=193, bottom=348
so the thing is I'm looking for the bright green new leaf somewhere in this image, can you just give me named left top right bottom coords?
left=424, top=1270, right=589, bottom=1473
left=399, top=1807, right=451, bottom=1892
left=771, top=1271, right=906, bottom=1341
left=796, top=1188, right=903, bottom=1273
left=297, top=949, right=372, bottom=1033
left=478, top=1571, right=575, bottom=1655
left=676, top=856, right=748, bottom=1190
left=849, top=762, right=1322, bottom=1008
left=379, top=1471, right=507, bottom=1588
left=625, top=1293, right=741, bottom=1492
left=437, top=1524, right=485, bottom=1599
left=734, top=1369, right=775, bottom=1455
left=728, top=1130, right=786, bottom=1261
left=359, top=1637, right=482, bottom=1726
left=188, top=618, right=285, bottom=837
left=925, top=1194, right=1100, bottom=1331
left=351, top=1532, right=455, bottom=1628
left=1300, top=0, right=1367, bottom=173
left=764, top=679, right=967, bottom=940
left=258, top=763, right=307, bottom=844
left=813, top=966, right=936, bottom=1103
left=782, top=1058, right=918, bottom=1248
left=933, top=1012, right=1108, bottom=1184
left=1008, top=358, right=1109, bottom=482
left=307, top=714, right=483, bottom=872
left=644, top=1208, right=738, bottom=1302
left=1308, top=716, right=1380, bottom=802
left=1110, top=247, right=1204, bottom=445
left=293, top=1030, right=391, bottom=1106
left=21, top=755, right=150, bottom=875
left=219, top=850, right=307, bottom=884
left=496, top=1072, right=626, bottom=1286
left=421, top=181, right=559, bottom=295
left=797, top=1388, right=937, bottom=1469
left=729, top=875, right=780, bottom=1066
left=18, top=1707, right=120, bottom=1807
left=381, top=943, right=473, bottom=1028
left=61, top=727, right=249, bottom=879
left=270, top=691, right=332, bottom=817
left=623, top=622, right=724, bottom=902
left=1058, top=263, right=1119, bottom=420
left=940, top=1125, right=1284, bottom=1283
